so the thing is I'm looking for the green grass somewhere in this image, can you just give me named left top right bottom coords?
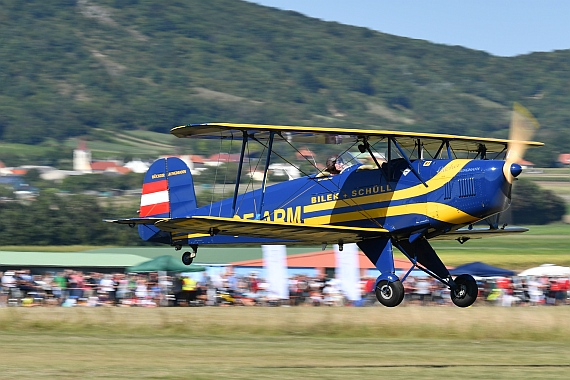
left=0, top=142, right=52, bottom=156
left=63, top=136, right=175, bottom=158
left=1, top=307, right=570, bottom=379
left=522, top=168, right=570, bottom=181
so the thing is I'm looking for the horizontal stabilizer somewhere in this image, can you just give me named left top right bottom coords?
left=104, top=217, right=167, bottom=225
left=155, top=216, right=390, bottom=245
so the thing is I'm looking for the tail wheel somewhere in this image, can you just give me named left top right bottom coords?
left=451, top=274, right=478, bottom=307
left=375, top=280, right=405, bottom=307
left=182, top=251, right=194, bottom=265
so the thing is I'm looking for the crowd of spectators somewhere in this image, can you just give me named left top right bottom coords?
left=0, top=269, right=568, bottom=307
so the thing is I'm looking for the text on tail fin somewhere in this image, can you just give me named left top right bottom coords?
left=139, top=157, right=197, bottom=219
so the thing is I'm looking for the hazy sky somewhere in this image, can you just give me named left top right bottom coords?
left=247, top=0, right=570, bottom=57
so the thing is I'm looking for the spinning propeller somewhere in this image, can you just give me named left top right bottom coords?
left=503, top=102, right=540, bottom=183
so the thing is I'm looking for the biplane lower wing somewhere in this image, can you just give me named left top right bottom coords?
left=154, top=215, right=390, bottom=245
left=431, top=226, right=529, bottom=241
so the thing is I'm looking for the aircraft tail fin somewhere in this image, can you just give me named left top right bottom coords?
left=138, top=157, right=197, bottom=242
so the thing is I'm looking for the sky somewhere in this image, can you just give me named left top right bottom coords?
left=247, top=0, right=570, bottom=57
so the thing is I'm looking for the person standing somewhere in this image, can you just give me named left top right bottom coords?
left=182, top=276, right=198, bottom=305
left=1, top=271, right=16, bottom=305
left=99, top=274, right=116, bottom=306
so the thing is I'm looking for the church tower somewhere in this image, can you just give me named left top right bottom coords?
left=73, top=140, right=92, bottom=172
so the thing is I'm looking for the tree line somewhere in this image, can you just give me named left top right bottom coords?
left=0, top=190, right=141, bottom=246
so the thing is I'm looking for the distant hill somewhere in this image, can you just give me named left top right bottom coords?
left=1, top=0, right=569, bottom=166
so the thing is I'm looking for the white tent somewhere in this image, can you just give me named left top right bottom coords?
left=518, top=264, right=570, bottom=277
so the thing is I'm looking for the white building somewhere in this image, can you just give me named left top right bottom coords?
left=73, top=140, right=92, bottom=172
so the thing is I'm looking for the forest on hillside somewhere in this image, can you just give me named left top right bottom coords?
left=1, top=0, right=570, bottom=169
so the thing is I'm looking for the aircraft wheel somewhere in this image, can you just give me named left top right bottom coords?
left=182, top=251, right=194, bottom=265
left=451, top=274, right=478, bottom=307
left=375, top=280, right=404, bottom=307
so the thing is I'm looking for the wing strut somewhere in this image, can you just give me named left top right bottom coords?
left=362, top=138, right=383, bottom=169
left=434, top=140, right=452, bottom=159
left=257, top=131, right=275, bottom=219
left=387, top=137, right=392, bottom=181
left=360, top=137, right=390, bottom=184
left=391, top=137, right=428, bottom=187
left=231, top=130, right=248, bottom=215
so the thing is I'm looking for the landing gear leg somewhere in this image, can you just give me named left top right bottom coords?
left=182, top=245, right=198, bottom=265
left=395, top=238, right=479, bottom=307
left=358, top=237, right=406, bottom=307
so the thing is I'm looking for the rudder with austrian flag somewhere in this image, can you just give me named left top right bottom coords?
left=137, top=157, right=197, bottom=242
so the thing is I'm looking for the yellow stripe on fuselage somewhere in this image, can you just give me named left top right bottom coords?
left=303, top=159, right=471, bottom=214
left=304, top=202, right=477, bottom=226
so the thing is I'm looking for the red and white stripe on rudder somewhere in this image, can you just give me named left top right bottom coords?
left=140, top=180, right=169, bottom=217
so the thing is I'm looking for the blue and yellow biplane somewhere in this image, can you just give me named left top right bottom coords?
left=108, top=104, right=542, bottom=307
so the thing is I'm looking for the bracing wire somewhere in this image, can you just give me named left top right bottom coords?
left=235, top=140, right=267, bottom=216
left=220, top=137, right=234, bottom=214
left=209, top=134, right=225, bottom=216
left=251, top=135, right=386, bottom=229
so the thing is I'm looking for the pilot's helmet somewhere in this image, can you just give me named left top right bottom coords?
left=335, top=155, right=344, bottom=166
left=326, top=155, right=338, bottom=167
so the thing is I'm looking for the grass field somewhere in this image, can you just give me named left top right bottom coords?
left=1, top=225, right=570, bottom=378
left=1, top=307, right=569, bottom=379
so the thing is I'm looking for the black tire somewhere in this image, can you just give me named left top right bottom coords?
left=451, top=274, right=478, bottom=307
left=182, top=251, right=194, bottom=265
left=375, top=280, right=405, bottom=307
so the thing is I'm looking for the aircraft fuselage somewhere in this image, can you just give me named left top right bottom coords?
left=189, top=158, right=511, bottom=242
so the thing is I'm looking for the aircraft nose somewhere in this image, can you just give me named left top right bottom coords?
left=510, top=163, right=523, bottom=178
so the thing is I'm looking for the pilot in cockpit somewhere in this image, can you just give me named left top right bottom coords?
left=324, top=155, right=344, bottom=175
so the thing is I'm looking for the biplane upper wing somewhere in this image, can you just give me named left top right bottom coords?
left=170, top=123, right=543, bottom=153
left=154, top=216, right=390, bottom=244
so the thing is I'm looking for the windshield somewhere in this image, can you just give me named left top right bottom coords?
left=336, top=151, right=361, bottom=170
